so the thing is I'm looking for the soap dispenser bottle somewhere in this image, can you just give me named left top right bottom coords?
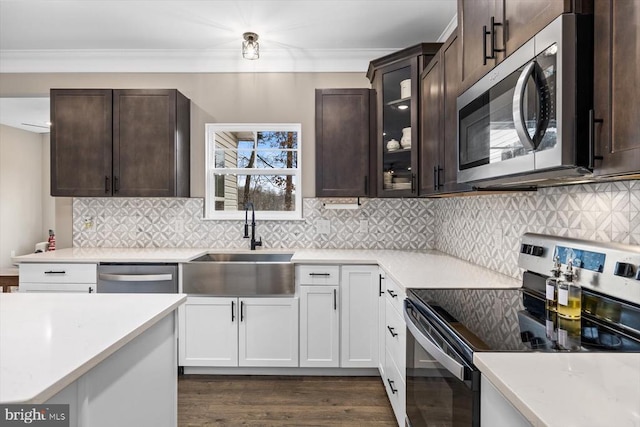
left=545, top=255, right=562, bottom=312
left=557, top=260, right=581, bottom=320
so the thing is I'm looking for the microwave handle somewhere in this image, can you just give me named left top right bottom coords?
left=513, top=61, right=551, bottom=152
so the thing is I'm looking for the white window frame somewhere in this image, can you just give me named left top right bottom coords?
left=204, top=123, right=302, bottom=220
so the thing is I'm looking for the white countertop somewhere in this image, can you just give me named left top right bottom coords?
left=474, top=352, right=640, bottom=427
left=292, top=249, right=521, bottom=290
left=13, top=247, right=208, bottom=263
left=14, top=247, right=522, bottom=291
left=0, top=293, right=186, bottom=404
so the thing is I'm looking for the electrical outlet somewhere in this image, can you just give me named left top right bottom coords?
left=316, top=219, right=330, bottom=234
left=358, top=220, right=369, bottom=233
left=174, top=219, right=185, bottom=234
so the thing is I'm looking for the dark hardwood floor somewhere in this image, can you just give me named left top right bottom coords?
left=178, top=375, right=396, bottom=426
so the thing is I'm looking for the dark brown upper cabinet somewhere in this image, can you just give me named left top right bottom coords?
left=315, top=89, right=375, bottom=197
left=420, top=31, right=473, bottom=196
left=592, top=0, right=640, bottom=177
left=458, top=0, right=586, bottom=93
left=367, top=44, right=441, bottom=197
left=51, top=89, right=190, bottom=197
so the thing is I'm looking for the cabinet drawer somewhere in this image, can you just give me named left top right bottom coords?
left=385, top=299, right=406, bottom=380
left=385, top=275, right=405, bottom=315
left=297, top=265, right=340, bottom=285
left=384, top=348, right=406, bottom=427
left=19, top=263, right=97, bottom=284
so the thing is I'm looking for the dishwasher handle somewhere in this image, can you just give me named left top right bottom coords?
left=98, top=273, right=173, bottom=282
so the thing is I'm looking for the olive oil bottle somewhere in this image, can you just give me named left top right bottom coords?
left=545, top=255, right=562, bottom=312
left=557, top=260, right=581, bottom=320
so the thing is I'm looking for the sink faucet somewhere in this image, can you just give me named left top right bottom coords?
left=243, top=202, right=262, bottom=250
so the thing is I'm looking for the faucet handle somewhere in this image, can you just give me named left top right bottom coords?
left=243, top=224, right=250, bottom=239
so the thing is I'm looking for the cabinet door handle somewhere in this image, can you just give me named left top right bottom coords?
left=387, top=289, right=398, bottom=298
left=114, top=176, right=120, bottom=193
left=231, top=300, right=235, bottom=322
left=411, top=173, right=416, bottom=193
left=433, top=166, right=438, bottom=191
left=588, top=109, right=604, bottom=169
left=490, top=16, right=505, bottom=58
left=379, top=274, right=384, bottom=297
left=364, top=175, right=368, bottom=195
left=387, top=378, right=398, bottom=394
left=387, top=326, right=398, bottom=337
left=333, top=289, right=337, bottom=311
left=105, top=176, right=110, bottom=193
left=309, top=273, right=330, bottom=277
left=240, top=301, right=245, bottom=322
left=483, top=25, right=490, bottom=65
left=484, top=17, right=505, bottom=65
left=88, top=286, right=94, bottom=293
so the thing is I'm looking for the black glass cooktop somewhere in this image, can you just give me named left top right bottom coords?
left=408, top=274, right=640, bottom=361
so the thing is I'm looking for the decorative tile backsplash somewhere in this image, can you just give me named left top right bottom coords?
left=433, top=180, right=640, bottom=278
left=73, top=180, right=639, bottom=279
left=72, top=197, right=436, bottom=250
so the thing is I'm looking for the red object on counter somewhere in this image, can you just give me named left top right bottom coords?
left=48, top=230, right=56, bottom=251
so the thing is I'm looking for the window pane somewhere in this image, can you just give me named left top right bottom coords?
left=256, top=150, right=298, bottom=169
left=257, top=131, right=298, bottom=150
left=213, top=174, right=297, bottom=212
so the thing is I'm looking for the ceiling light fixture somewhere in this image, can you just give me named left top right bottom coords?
left=242, top=32, right=259, bottom=60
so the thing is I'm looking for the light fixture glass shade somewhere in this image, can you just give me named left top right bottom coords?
left=242, top=32, right=259, bottom=60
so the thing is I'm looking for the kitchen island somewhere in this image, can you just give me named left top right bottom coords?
left=0, top=293, right=185, bottom=427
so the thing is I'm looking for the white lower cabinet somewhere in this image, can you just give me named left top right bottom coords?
left=19, top=263, right=97, bottom=293
left=299, top=285, right=340, bottom=367
left=179, top=296, right=298, bottom=368
left=377, top=268, right=387, bottom=377
left=381, top=274, right=407, bottom=427
left=481, top=374, right=532, bottom=427
left=340, top=265, right=379, bottom=368
left=239, top=298, right=299, bottom=367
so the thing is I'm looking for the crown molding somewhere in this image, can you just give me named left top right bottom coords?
left=0, top=48, right=398, bottom=73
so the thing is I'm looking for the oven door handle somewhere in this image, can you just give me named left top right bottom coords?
left=512, top=61, right=551, bottom=152
left=404, top=305, right=466, bottom=381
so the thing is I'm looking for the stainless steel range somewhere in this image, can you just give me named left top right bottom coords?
left=404, top=233, right=640, bottom=427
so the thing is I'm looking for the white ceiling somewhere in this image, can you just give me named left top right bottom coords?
left=0, top=1, right=457, bottom=132
left=0, top=0, right=457, bottom=73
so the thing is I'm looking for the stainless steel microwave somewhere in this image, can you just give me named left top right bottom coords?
left=457, top=14, right=594, bottom=187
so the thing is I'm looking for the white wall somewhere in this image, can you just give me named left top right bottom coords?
left=0, top=124, right=53, bottom=267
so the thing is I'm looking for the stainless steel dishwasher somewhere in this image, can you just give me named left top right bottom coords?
left=97, top=263, right=178, bottom=293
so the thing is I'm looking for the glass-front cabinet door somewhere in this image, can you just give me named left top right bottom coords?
left=367, top=44, right=441, bottom=197
left=382, top=63, right=414, bottom=195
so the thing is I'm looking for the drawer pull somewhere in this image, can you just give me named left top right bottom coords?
left=387, top=326, right=398, bottom=337
left=387, top=378, right=398, bottom=394
left=44, top=270, right=66, bottom=275
left=309, top=273, right=331, bottom=277
left=387, top=289, right=398, bottom=298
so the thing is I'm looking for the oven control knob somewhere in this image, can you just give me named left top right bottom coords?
left=614, top=262, right=635, bottom=278
left=520, top=244, right=544, bottom=257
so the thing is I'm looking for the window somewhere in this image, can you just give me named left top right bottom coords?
left=205, top=123, right=302, bottom=220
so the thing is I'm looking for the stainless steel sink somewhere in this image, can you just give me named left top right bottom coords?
left=183, top=252, right=294, bottom=296
left=191, top=253, right=293, bottom=263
